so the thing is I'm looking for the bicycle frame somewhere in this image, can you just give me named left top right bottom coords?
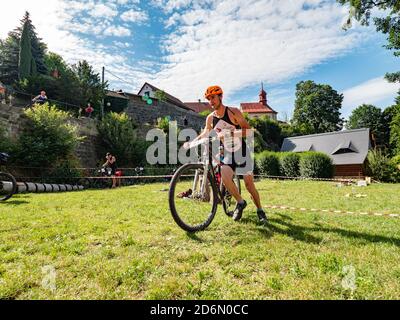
left=192, top=137, right=224, bottom=202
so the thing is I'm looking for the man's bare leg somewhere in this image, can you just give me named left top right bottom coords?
left=243, top=174, right=267, bottom=222
left=221, top=165, right=248, bottom=221
left=243, top=174, right=261, bottom=209
left=221, top=165, right=242, bottom=203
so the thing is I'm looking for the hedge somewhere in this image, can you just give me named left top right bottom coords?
left=299, top=152, right=334, bottom=179
left=255, top=151, right=334, bottom=179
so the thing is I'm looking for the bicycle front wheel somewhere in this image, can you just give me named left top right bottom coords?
left=169, top=163, right=218, bottom=232
left=0, top=172, right=17, bottom=202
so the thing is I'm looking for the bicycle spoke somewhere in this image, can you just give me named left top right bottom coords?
left=169, top=164, right=218, bottom=232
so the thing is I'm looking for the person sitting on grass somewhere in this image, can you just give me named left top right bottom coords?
left=32, top=91, right=48, bottom=105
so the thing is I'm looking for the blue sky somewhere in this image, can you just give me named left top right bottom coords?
left=1, top=0, right=399, bottom=121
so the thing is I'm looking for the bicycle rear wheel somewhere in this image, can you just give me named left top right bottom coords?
left=169, top=163, right=218, bottom=232
left=221, top=175, right=241, bottom=217
left=0, top=172, right=17, bottom=201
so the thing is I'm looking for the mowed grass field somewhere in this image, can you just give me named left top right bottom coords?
left=0, top=179, right=400, bottom=300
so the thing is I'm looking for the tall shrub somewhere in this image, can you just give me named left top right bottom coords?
left=97, top=112, right=141, bottom=166
left=366, top=149, right=393, bottom=182
left=17, top=103, right=81, bottom=168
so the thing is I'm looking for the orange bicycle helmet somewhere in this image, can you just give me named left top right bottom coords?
left=205, top=86, right=223, bottom=100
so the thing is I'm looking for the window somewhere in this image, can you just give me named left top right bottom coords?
left=332, top=141, right=358, bottom=155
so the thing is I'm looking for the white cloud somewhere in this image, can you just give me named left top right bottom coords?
left=342, top=76, right=399, bottom=117
left=152, top=0, right=371, bottom=102
left=104, top=26, right=131, bottom=37
left=151, top=0, right=196, bottom=13
left=0, top=0, right=387, bottom=106
left=89, top=4, right=118, bottom=19
left=0, top=0, right=142, bottom=92
left=121, top=9, right=149, bottom=24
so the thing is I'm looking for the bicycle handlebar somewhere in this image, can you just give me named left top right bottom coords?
left=183, top=137, right=218, bottom=150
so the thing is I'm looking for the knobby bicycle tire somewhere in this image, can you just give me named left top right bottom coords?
left=169, top=163, right=218, bottom=232
left=0, top=172, right=17, bottom=202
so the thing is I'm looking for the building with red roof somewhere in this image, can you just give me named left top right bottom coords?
left=183, top=100, right=213, bottom=113
left=240, top=84, right=278, bottom=120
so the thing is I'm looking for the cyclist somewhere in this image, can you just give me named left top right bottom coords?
left=186, top=86, right=267, bottom=223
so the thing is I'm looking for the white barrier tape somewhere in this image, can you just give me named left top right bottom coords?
left=254, top=175, right=359, bottom=183
left=265, top=205, right=399, bottom=219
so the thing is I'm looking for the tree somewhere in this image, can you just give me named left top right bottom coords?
left=18, top=19, right=36, bottom=80
left=347, top=104, right=383, bottom=146
left=339, top=0, right=400, bottom=83
left=43, top=52, right=82, bottom=106
left=248, top=116, right=282, bottom=151
left=0, top=12, right=47, bottom=85
left=14, top=12, right=47, bottom=75
left=72, top=60, right=107, bottom=111
left=390, top=111, right=400, bottom=156
left=154, top=90, right=167, bottom=102
left=293, top=80, right=344, bottom=134
left=381, top=104, right=400, bottom=152
left=0, top=33, right=20, bottom=84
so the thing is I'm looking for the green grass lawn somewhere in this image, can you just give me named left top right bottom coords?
left=0, top=179, right=400, bottom=300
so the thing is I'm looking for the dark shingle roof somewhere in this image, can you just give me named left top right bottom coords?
left=281, top=128, right=371, bottom=165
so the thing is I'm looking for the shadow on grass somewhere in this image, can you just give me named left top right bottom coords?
left=0, top=199, right=29, bottom=205
left=186, top=232, right=205, bottom=243
left=250, top=213, right=400, bottom=247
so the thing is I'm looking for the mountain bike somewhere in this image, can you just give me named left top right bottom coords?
left=169, top=137, right=241, bottom=232
left=0, top=153, right=17, bottom=202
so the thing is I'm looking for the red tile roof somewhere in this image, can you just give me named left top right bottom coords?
left=241, top=103, right=277, bottom=114
left=184, top=102, right=213, bottom=113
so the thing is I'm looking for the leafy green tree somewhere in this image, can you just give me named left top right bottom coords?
left=390, top=111, right=400, bottom=156
left=44, top=52, right=69, bottom=76
left=154, top=90, right=167, bottom=102
left=43, top=52, right=82, bottom=107
left=381, top=104, right=400, bottom=152
left=72, top=60, right=107, bottom=111
left=347, top=104, right=383, bottom=146
left=293, top=80, right=344, bottom=134
left=339, top=0, right=400, bottom=83
left=248, top=116, right=282, bottom=151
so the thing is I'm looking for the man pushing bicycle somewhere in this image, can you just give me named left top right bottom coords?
left=185, top=86, right=267, bottom=223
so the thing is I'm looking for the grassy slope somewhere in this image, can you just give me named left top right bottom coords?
left=0, top=180, right=399, bottom=300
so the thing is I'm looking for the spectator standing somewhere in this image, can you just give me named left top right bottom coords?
left=85, top=103, right=94, bottom=118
